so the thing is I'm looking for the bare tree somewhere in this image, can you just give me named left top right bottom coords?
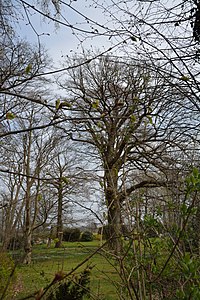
left=56, top=54, right=194, bottom=252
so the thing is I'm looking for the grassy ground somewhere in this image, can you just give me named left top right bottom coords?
left=11, top=241, right=120, bottom=300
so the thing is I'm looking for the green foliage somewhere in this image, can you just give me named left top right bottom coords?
left=185, top=167, right=200, bottom=194
left=119, top=167, right=200, bottom=299
left=81, top=231, right=93, bottom=242
left=55, top=99, right=61, bottom=109
left=37, top=193, right=43, bottom=201
left=61, top=176, right=71, bottom=184
left=93, top=233, right=102, bottom=241
left=130, top=115, right=136, bottom=123
left=122, top=237, right=185, bottom=299
left=59, top=101, right=71, bottom=108
left=25, top=63, right=32, bottom=74
left=6, top=112, right=16, bottom=120
left=55, top=99, right=71, bottom=110
left=62, top=228, right=81, bottom=242
left=54, top=238, right=60, bottom=245
left=147, top=115, right=153, bottom=125
left=182, top=168, right=200, bottom=252
left=0, top=252, right=16, bottom=296
left=91, top=100, right=99, bottom=109
left=176, top=254, right=200, bottom=299
left=46, top=266, right=92, bottom=300
left=143, top=214, right=162, bottom=237
left=180, top=75, right=190, bottom=81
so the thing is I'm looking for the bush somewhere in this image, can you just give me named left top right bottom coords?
left=143, top=215, right=163, bottom=238
left=62, top=228, right=81, bottom=242
left=93, top=233, right=102, bottom=241
left=46, top=266, right=92, bottom=300
left=81, top=231, right=93, bottom=242
left=0, top=252, right=16, bottom=297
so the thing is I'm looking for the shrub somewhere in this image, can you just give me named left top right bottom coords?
left=0, top=252, right=16, bottom=297
left=81, top=231, right=93, bottom=242
left=93, top=233, right=102, bottom=241
left=62, top=228, right=81, bottom=242
left=143, top=215, right=163, bottom=238
left=46, top=266, right=92, bottom=300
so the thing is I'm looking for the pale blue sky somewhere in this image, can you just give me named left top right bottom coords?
left=16, top=1, right=114, bottom=67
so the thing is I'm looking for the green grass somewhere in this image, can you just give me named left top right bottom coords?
left=11, top=241, right=119, bottom=300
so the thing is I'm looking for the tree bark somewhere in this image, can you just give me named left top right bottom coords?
left=23, top=182, right=32, bottom=264
left=105, top=167, right=122, bottom=254
left=55, top=182, right=63, bottom=248
left=23, top=131, right=33, bottom=264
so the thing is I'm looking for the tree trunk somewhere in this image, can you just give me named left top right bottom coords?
left=2, top=230, right=11, bottom=251
left=23, top=228, right=32, bottom=264
left=55, top=182, right=63, bottom=248
left=2, top=180, right=24, bottom=251
left=107, top=198, right=122, bottom=253
left=105, top=167, right=122, bottom=254
left=23, top=181, right=32, bottom=264
left=23, top=131, right=33, bottom=264
left=2, top=207, right=12, bottom=251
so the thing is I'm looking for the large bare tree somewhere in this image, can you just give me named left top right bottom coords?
left=57, top=54, right=195, bottom=252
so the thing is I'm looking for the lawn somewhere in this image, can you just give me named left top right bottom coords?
left=10, top=241, right=120, bottom=300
